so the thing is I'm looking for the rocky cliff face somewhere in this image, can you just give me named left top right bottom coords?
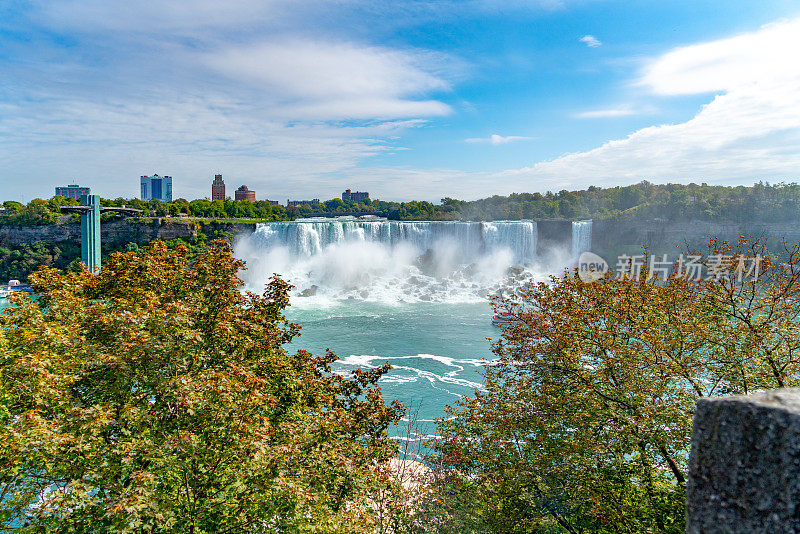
left=0, top=219, right=256, bottom=246
left=592, top=219, right=800, bottom=258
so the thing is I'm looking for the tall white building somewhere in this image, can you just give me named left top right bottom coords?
left=140, top=174, right=173, bottom=202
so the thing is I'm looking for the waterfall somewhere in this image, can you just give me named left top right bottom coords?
left=249, top=219, right=538, bottom=264
left=237, top=218, right=544, bottom=303
left=571, top=220, right=592, bottom=257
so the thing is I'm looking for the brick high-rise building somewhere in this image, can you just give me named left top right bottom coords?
left=235, top=185, right=256, bottom=202
left=342, top=189, right=369, bottom=202
left=211, top=174, right=225, bottom=200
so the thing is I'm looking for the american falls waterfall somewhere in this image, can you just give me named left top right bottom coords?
left=233, top=217, right=583, bottom=441
left=235, top=218, right=542, bottom=304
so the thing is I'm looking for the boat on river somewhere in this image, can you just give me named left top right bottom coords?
left=0, top=280, right=33, bottom=299
left=491, top=312, right=523, bottom=326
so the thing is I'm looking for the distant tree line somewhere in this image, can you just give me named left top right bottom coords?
left=101, top=197, right=289, bottom=220
left=451, top=181, right=800, bottom=221
left=3, top=181, right=800, bottom=225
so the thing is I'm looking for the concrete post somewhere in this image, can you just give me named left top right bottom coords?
left=686, top=388, right=800, bottom=533
left=80, top=194, right=102, bottom=273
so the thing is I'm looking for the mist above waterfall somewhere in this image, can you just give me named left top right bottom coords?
left=235, top=218, right=577, bottom=305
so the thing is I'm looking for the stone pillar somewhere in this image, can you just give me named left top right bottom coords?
left=686, top=388, right=800, bottom=533
left=80, top=194, right=102, bottom=273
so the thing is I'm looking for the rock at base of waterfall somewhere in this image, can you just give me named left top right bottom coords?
left=686, top=388, right=800, bottom=533
left=299, top=285, right=318, bottom=297
left=506, top=265, right=525, bottom=276
left=415, top=249, right=436, bottom=274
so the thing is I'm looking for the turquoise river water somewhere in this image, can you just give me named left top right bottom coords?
left=2, top=218, right=590, bottom=450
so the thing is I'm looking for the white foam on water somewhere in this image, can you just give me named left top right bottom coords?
left=330, top=353, right=490, bottom=394
left=335, top=353, right=490, bottom=368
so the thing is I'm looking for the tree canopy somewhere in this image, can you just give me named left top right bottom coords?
left=432, top=238, right=800, bottom=532
left=0, top=240, right=403, bottom=532
left=6, top=181, right=800, bottom=225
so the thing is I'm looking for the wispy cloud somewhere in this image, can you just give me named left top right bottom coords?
left=483, top=18, right=800, bottom=195
left=0, top=1, right=461, bottom=199
left=574, top=107, right=636, bottom=118
left=364, top=17, right=800, bottom=201
left=5, top=2, right=800, bottom=203
left=640, top=19, right=800, bottom=95
left=203, top=40, right=452, bottom=120
left=465, top=134, right=532, bottom=145
left=580, top=35, right=602, bottom=47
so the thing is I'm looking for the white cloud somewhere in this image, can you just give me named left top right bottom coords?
left=376, top=17, right=800, bottom=201
left=203, top=41, right=451, bottom=120
left=574, top=107, right=636, bottom=119
left=465, top=134, right=532, bottom=145
left=7, top=4, right=800, bottom=203
left=28, top=0, right=574, bottom=37
left=580, top=35, right=602, bottom=48
left=641, top=18, right=800, bottom=96
left=480, top=18, right=800, bottom=195
left=0, top=93, right=423, bottom=200
left=2, top=2, right=460, bottom=200
left=31, top=0, right=317, bottom=34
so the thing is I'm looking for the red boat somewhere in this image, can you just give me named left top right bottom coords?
left=491, top=312, right=522, bottom=326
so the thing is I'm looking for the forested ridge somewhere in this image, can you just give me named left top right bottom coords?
left=3, top=181, right=800, bottom=224
left=448, top=180, right=800, bottom=221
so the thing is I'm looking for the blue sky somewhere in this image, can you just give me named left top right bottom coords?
left=2, top=0, right=800, bottom=202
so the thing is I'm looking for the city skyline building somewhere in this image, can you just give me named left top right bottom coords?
left=342, top=189, right=369, bottom=202
left=235, top=185, right=255, bottom=202
left=286, top=198, right=321, bottom=207
left=212, top=174, right=225, bottom=200
left=55, top=184, right=90, bottom=200
left=140, top=174, right=172, bottom=202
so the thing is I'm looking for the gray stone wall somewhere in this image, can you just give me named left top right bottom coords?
left=686, top=388, right=800, bottom=533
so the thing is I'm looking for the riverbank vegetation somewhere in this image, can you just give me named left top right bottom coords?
left=4, top=181, right=800, bottom=225
left=0, top=241, right=81, bottom=281
left=0, top=241, right=403, bottom=531
left=425, top=238, right=800, bottom=532
left=0, top=231, right=227, bottom=282
left=2, top=237, right=800, bottom=531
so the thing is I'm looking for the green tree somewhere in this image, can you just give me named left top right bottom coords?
left=0, top=240, right=403, bottom=532
left=432, top=239, right=800, bottom=533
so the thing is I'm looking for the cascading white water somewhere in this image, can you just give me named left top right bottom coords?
left=235, top=218, right=543, bottom=304
left=248, top=219, right=537, bottom=262
left=571, top=220, right=592, bottom=257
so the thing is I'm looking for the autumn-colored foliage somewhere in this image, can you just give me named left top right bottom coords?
left=0, top=240, right=403, bottom=532
left=433, top=238, right=800, bottom=533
